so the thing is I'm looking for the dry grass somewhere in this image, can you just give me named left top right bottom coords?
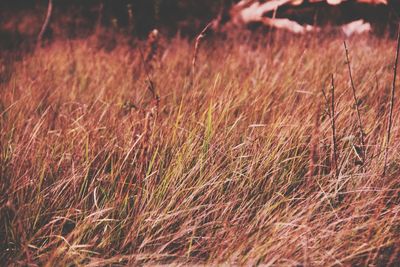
left=1, top=32, right=400, bottom=266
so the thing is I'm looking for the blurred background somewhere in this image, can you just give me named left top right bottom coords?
left=1, top=0, right=399, bottom=53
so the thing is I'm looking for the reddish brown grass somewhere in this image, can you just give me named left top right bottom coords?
left=0, top=32, right=399, bottom=266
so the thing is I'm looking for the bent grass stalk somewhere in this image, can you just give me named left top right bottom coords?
left=191, top=22, right=212, bottom=86
left=37, top=0, right=53, bottom=48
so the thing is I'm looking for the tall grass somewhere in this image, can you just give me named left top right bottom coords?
left=0, top=32, right=399, bottom=266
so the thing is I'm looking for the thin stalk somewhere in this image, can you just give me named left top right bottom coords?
left=138, top=46, right=159, bottom=107
left=383, top=25, right=400, bottom=176
left=343, top=41, right=365, bottom=164
left=330, top=74, right=339, bottom=178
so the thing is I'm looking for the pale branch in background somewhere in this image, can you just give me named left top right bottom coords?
left=37, top=0, right=53, bottom=48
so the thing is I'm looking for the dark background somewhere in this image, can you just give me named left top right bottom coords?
left=0, top=0, right=399, bottom=51
left=0, top=0, right=227, bottom=37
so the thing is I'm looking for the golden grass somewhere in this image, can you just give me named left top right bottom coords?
left=0, top=33, right=399, bottom=266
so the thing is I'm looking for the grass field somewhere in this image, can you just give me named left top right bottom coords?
left=1, top=32, right=400, bottom=266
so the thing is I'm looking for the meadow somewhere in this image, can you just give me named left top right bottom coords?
left=1, top=32, right=400, bottom=265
